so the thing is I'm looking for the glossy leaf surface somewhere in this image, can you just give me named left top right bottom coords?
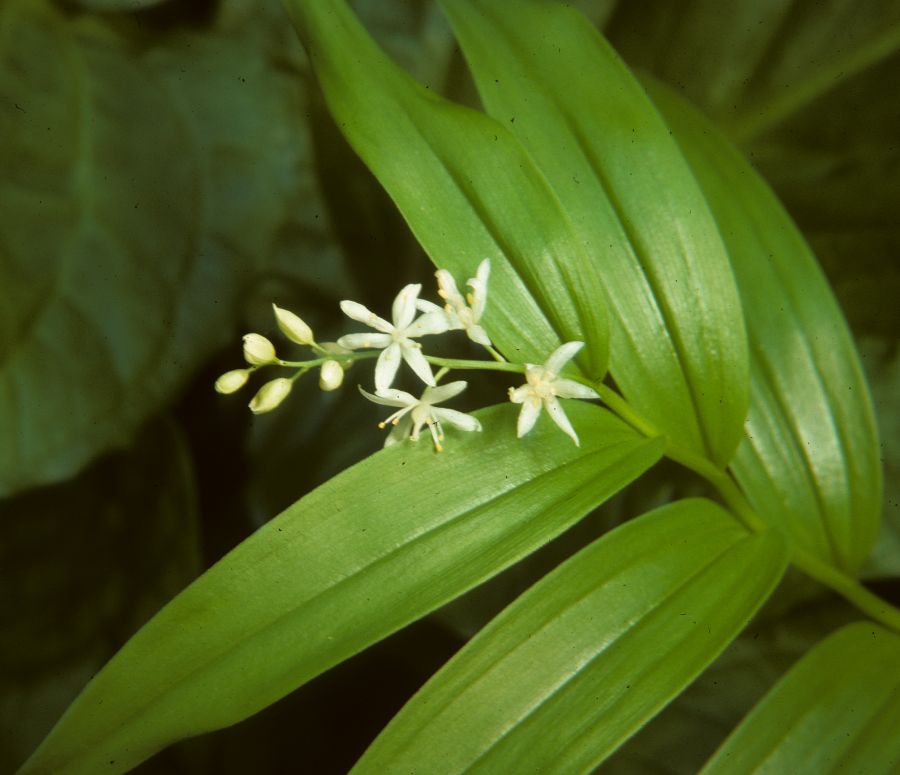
left=703, top=622, right=900, bottom=773
left=19, top=403, right=662, bottom=775
left=281, top=0, right=609, bottom=378
left=353, top=499, right=787, bottom=774
left=648, top=79, right=882, bottom=573
left=439, top=0, right=749, bottom=466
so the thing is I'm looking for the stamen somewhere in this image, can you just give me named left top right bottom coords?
left=428, top=419, right=444, bottom=451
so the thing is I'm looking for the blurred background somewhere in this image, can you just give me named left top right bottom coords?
left=2, top=0, right=898, bottom=772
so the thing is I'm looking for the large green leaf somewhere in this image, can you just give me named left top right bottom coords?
left=438, top=0, right=749, bottom=467
left=606, top=1, right=900, bottom=344
left=606, top=0, right=900, bottom=142
left=703, top=621, right=900, bottom=773
left=280, top=0, right=609, bottom=379
left=19, top=403, right=663, bottom=775
left=352, top=498, right=787, bottom=774
left=605, top=577, right=861, bottom=774
left=0, top=0, right=335, bottom=496
left=647, top=80, right=882, bottom=573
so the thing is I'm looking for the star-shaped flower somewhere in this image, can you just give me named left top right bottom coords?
left=508, top=341, right=599, bottom=446
left=338, top=284, right=450, bottom=392
left=418, top=259, right=492, bottom=347
left=360, top=381, right=481, bottom=451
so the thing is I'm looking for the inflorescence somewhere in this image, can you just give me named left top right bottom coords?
left=215, top=260, right=600, bottom=449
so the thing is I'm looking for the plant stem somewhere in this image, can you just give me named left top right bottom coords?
left=595, top=381, right=900, bottom=634
left=485, top=345, right=507, bottom=363
left=791, top=548, right=900, bottom=632
left=424, top=355, right=525, bottom=375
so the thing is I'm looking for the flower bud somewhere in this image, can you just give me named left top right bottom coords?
left=248, top=377, right=292, bottom=414
left=243, top=333, right=276, bottom=365
left=319, top=360, right=344, bottom=391
left=214, top=368, right=250, bottom=394
left=273, top=304, right=314, bottom=346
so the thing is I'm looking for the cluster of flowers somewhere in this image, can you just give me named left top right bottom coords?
left=215, top=260, right=600, bottom=449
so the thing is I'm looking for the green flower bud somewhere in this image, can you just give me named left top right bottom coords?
left=214, top=368, right=250, bottom=394
left=243, top=333, right=276, bottom=365
left=248, top=377, right=292, bottom=414
left=319, top=360, right=344, bottom=391
left=273, top=304, right=314, bottom=346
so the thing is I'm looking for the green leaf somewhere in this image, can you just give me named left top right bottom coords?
left=703, top=621, right=900, bottom=773
left=438, top=0, right=749, bottom=467
left=280, top=0, right=610, bottom=379
left=0, top=0, right=333, bottom=495
left=352, top=498, right=787, bottom=774
left=606, top=0, right=900, bottom=143
left=69, top=0, right=164, bottom=10
left=860, top=339, right=900, bottom=578
left=19, top=403, right=663, bottom=775
left=606, top=3, right=900, bottom=348
left=646, top=79, right=882, bottom=574
left=605, top=575, right=861, bottom=775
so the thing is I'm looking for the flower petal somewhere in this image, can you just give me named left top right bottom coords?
left=248, top=378, right=292, bottom=415
left=552, top=378, right=600, bottom=400
left=516, top=396, right=542, bottom=438
left=465, top=324, right=493, bottom=347
left=467, top=258, right=491, bottom=319
left=337, top=332, right=392, bottom=350
left=384, top=416, right=413, bottom=447
left=416, top=299, right=444, bottom=314
left=544, top=340, right=584, bottom=375
left=339, top=300, right=393, bottom=333
left=392, top=283, right=422, bottom=330
left=509, top=384, right=532, bottom=404
left=436, top=269, right=464, bottom=306
left=406, top=310, right=453, bottom=337
left=401, top=343, right=436, bottom=386
left=358, top=385, right=415, bottom=407
left=433, top=407, right=481, bottom=432
left=375, top=343, right=403, bottom=392
left=545, top=396, right=580, bottom=446
left=424, top=380, right=468, bottom=404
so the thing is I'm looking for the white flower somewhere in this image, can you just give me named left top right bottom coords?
left=319, top=359, right=344, bottom=391
left=215, top=368, right=250, bottom=394
left=419, top=259, right=492, bottom=347
left=249, top=377, right=292, bottom=414
left=508, top=341, right=599, bottom=446
left=360, top=381, right=481, bottom=451
left=272, top=304, right=315, bottom=346
left=243, top=333, right=277, bottom=365
left=337, top=284, right=450, bottom=391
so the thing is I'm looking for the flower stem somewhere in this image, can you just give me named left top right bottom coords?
left=424, top=355, right=525, bottom=375
left=484, top=345, right=507, bottom=363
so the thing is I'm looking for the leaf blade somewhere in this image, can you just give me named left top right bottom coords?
left=280, top=0, right=610, bottom=377
left=352, top=499, right=788, bottom=774
left=438, top=0, right=750, bottom=466
left=702, top=622, right=900, bottom=774
left=646, top=78, right=883, bottom=573
left=19, top=404, right=662, bottom=775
